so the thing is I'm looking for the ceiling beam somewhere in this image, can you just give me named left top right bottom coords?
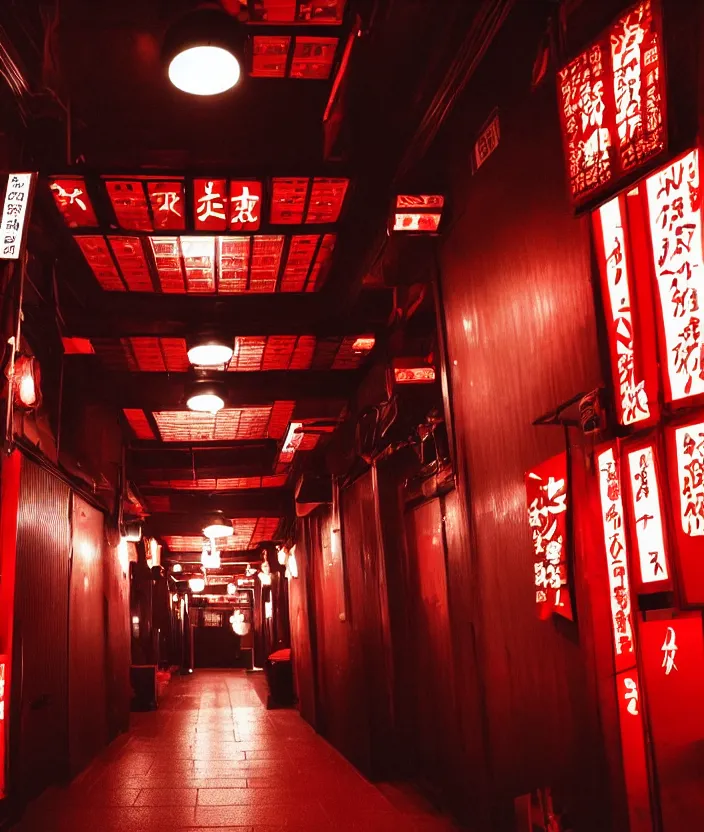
left=128, top=441, right=277, bottom=479
left=143, top=489, right=291, bottom=517
left=69, top=368, right=358, bottom=410
left=144, top=513, right=287, bottom=538
left=62, top=290, right=393, bottom=339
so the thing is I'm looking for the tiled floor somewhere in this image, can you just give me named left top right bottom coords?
left=13, top=669, right=463, bottom=831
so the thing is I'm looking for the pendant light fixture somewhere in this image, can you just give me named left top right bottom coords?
left=186, top=379, right=226, bottom=414
left=202, top=513, right=233, bottom=540
left=163, top=7, right=243, bottom=96
left=189, top=577, right=206, bottom=593
left=187, top=336, right=234, bottom=368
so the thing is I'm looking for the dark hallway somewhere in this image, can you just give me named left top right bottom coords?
left=13, top=670, right=461, bottom=831
left=1, top=0, right=704, bottom=830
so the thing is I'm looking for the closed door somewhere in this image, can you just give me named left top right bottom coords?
left=11, top=459, right=70, bottom=799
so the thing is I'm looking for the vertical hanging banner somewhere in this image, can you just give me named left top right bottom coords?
left=526, top=452, right=573, bottom=620
left=639, top=614, right=704, bottom=831
left=1, top=173, right=36, bottom=260
left=625, top=441, right=671, bottom=592
left=645, top=149, right=704, bottom=405
left=666, top=416, right=704, bottom=605
left=593, top=196, right=657, bottom=426
left=557, top=0, right=666, bottom=206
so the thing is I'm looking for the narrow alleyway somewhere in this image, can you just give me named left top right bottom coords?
left=13, top=671, right=462, bottom=831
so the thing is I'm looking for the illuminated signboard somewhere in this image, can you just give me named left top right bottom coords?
left=391, top=195, right=444, bottom=234
left=625, top=443, right=670, bottom=590
left=593, top=197, right=654, bottom=426
left=597, top=445, right=635, bottom=668
left=615, top=669, right=653, bottom=831
left=666, top=417, right=704, bottom=606
left=393, top=366, right=436, bottom=384
left=525, top=452, right=573, bottom=620
left=557, top=1, right=665, bottom=204
left=50, top=177, right=97, bottom=227
left=639, top=614, right=704, bottom=830
left=645, top=149, right=704, bottom=404
left=1, top=173, right=35, bottom=260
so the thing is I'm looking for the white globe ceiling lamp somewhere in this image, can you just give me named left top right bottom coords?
left=186, top=380, right=226, bottom=414
left=187, top=337, right=234, bottom=368
left=164, top=8, right=243, bottom=97
left=189, top=577, right=206, bottom=593
left=203, top=514, right=233, bottom=540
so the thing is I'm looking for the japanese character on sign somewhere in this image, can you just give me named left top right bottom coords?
left=627, top=445, right=670, bottom=585
left=661, top=626, right=678, bottom=675
left=674, top=421, right=704, bottom=537
left=196, top=179, right=226, bottom=227
left=229, top=181, right=262, bottom=231
left=646, top=150, right=704, bottom=402
left=623, top=676, right=639, bottom=715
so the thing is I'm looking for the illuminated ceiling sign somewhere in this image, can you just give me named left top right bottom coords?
left=593, top=197, right=654, bottom=426
left=666, top=417, right=704, bottom=606
left=525, top=452, right=573, bottom=620
left=645, top=149, right=704, bottom=404
left=248, top=0, right=345, bottom=25
left=1, top=173, right=35, bottom=260
left=50, top=177, right=97, bottom=227
left=48, top=176, right=349, bottom=233
left=393, top=366, right=436, bottom=384
left=392, top=195, right=444, bottom=234
left=597, top=445, right=635, bottom=668
left=557, top=0, right=665, bottom=204
left=625, top=443, right=670, bottom=590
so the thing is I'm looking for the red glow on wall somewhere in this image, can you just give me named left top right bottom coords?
left=147, top=181, right=185, bottom=231
left=194, top=179, right=228, bottom=231
left=557, top=1, right=665, bottom=203
left=593, top=196, right=654, bottom=425
left=625, top=442, right=671, bottom=590
left=525, top=453, right=573, bottom=620
left=666, top=416, right=704, bottom=605
left=597, top=444, right=635, bottom=670
left=645, top=149, right=704, bottom=404
left=393, top=366, right=436, bottom=384
left=105, top=180, right=153, bottom=230
left=639, top=614, right=704, bottom=830
left=229, top=181, right=262, bottom=231
left=49, top=177, right=98, bottom=227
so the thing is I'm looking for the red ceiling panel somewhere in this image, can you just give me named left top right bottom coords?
left=251, top=36, right=290, bottom=77
left=252, top=517, right=281, bottom=544
left=270, top=178, right=308, bottom=224
left=268, top=400, right=296, bottom=440
left=306, top=233, right=336, bottom=290
left=193, top=178, right=228, bottom=231
left=280, top=235, right=318, bottom=292
left=148, top=475, right=288, bottom=491
left=263, top=336, right=298, bottom=370
left=332, top=334, right=374, bottom=369
left=218, top=236, right=250, bottom=293
left=150, top=237, right=185, bottom=293
left=250, top=235, right=284, bottom=292
left=152, top=406, right=279, bottom=442
left=147, top=181, right=186, bottom=231
left=62, top=337, right=95, bottom=355
left=49, top=177, right=98, bottom=227
left=230, top=337, right=267, bottom=372
left=290, top=37, right=338, bottom=79
left=108, top=237, right=153, bottom=292
left=105, top=180, right=153, bottom=230
left=123, top=408, right=156, bottom=440
left=181, top=236, right=216, bottom=292
left=145, top=495, right=171, bottom=514
left=290, top=335, right=316, bottom=369
left=75, top=236, right=125, bottom=291
left=249, top=0, right=344, bottom=24
left=306, top=178, right=348, bottom=223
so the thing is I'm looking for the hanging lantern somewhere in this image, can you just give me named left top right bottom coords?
left=286, top=545, right=299, bottom=579
left=226, top=582, right=236, bottom=595
left=10, top=355, right=41, bottom=409
left=277, top=545, right=288, bottom=566
left=258, top=559, right=272, bottom=586
left=229, top=609, right=251, bottom=636
left=201, top=538, right=221, bottom=569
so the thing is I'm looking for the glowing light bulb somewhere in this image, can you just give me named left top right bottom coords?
left=168, top=46, right=240, bottom=96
